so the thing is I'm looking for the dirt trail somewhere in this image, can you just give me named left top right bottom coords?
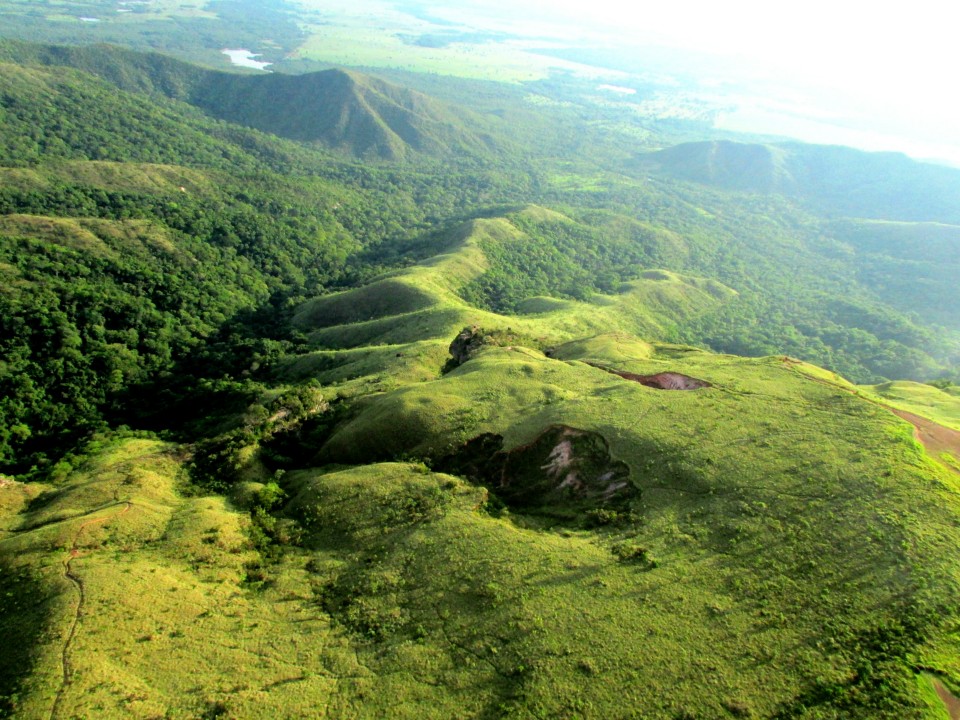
left=49, top=502, right=131, bottom=720
left=889, top=408, right=960, bottom=471
left=934, top=678, right=960, bottom=720
left=783, top=360, right=960, bottom=476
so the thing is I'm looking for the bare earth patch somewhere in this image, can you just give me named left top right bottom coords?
left=890, top=408, right=960, bottom=474
left=588, top=363, right=711, bottom=390
left=933, top=677, right=960, bottom=720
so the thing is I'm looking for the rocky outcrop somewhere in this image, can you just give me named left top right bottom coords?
left=437, top=425, right=633, bottom=512
left=447, top=325, right=485, bottom=369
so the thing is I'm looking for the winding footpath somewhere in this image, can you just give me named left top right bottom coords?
left=49, top=502, right=131, bottom=720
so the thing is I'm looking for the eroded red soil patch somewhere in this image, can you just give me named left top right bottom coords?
left=588, top=363, right=711, bottom=390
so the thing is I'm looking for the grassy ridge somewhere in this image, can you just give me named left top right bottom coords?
left=859, top=381, right=960, bottom=432
left=281, top=211, right=733, bottom=396
left=298, top=336, right=960, bottom=717
left=6, top=411, right=956, bottom=718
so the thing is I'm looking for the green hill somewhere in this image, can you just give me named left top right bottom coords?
left=280, top=210, right=733, bottom=395
left=0, top=41, right=504, bottom=161
left=7, top=313, right=960, bottom=718
left=643, top=140, right=960, bottom=223
left=859, top=380, right=960, bottom=432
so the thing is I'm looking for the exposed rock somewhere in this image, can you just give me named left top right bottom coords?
left=447, top=325, right=485, bottom=369
left=436, top=425, right=633, bottom=512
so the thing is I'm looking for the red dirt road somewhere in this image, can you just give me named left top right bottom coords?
left=890, top=409, right=960, bottom=474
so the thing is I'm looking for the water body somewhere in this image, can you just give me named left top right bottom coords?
left=221, top=49, right=272, bottom=71
left=597, top=84, right=636, bottom=95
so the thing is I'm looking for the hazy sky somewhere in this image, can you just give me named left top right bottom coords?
left=578, top=1, right=952, bottom=105
left=606, top=0, right=960, bottom=162
left=428, top=0, right=960, bottom=163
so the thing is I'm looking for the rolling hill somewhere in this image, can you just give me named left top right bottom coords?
left=3, top=41, right=960, bottom=720
left=5, top=231, right=960, bottom=718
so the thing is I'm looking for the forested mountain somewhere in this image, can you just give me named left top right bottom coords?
left=643, top=139, right=960, bottom=222
left=2, top=42, right=960, bottom=720
left=0, top=41, right=505, bottom=160
left=2, top=46, right=959, bottom=475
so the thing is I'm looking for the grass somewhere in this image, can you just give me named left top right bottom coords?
left=293, top=26, right=549, bottom=82
left=859, top=381, right=960, bottom=431
left=6, top=241, right=960, bottom=717
left=0, top=435, right=346, bottom=719
left=0, top=161, right=214, bottom=201
left=284, top=235, right=960, bottom=715
left=5, top=206, right=960, bottom=716
left=309, top=337, right=960, bottom=716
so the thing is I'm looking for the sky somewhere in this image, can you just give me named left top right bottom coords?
left=427, top=0, right=960, bottom=164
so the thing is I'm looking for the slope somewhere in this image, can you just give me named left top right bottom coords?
left=826, top=219, right=960, bottom=330
left=859, top=381, right=960, bottom=433
left=7, top=241, right=960, bottom=718
left=0, top=41, right=503, bottom=161
left=642, top=139, right=960, bottom=223
left=301, top=333, right=960, bottom=719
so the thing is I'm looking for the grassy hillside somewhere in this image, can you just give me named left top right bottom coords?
left=2, top=41, right=960, bottom=720
left=859, top=381, right=960, bottom=432
left=8, top=338, right=960, bottom=717
left=303, top=338, right=960, bottom=718
left=2, top=42, right=958, bottom=384
left=467, top=202, right=960, bottom=384
left=0, top=57, right=539, bottom=475
left=280, top=210, right=734, bottom=397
